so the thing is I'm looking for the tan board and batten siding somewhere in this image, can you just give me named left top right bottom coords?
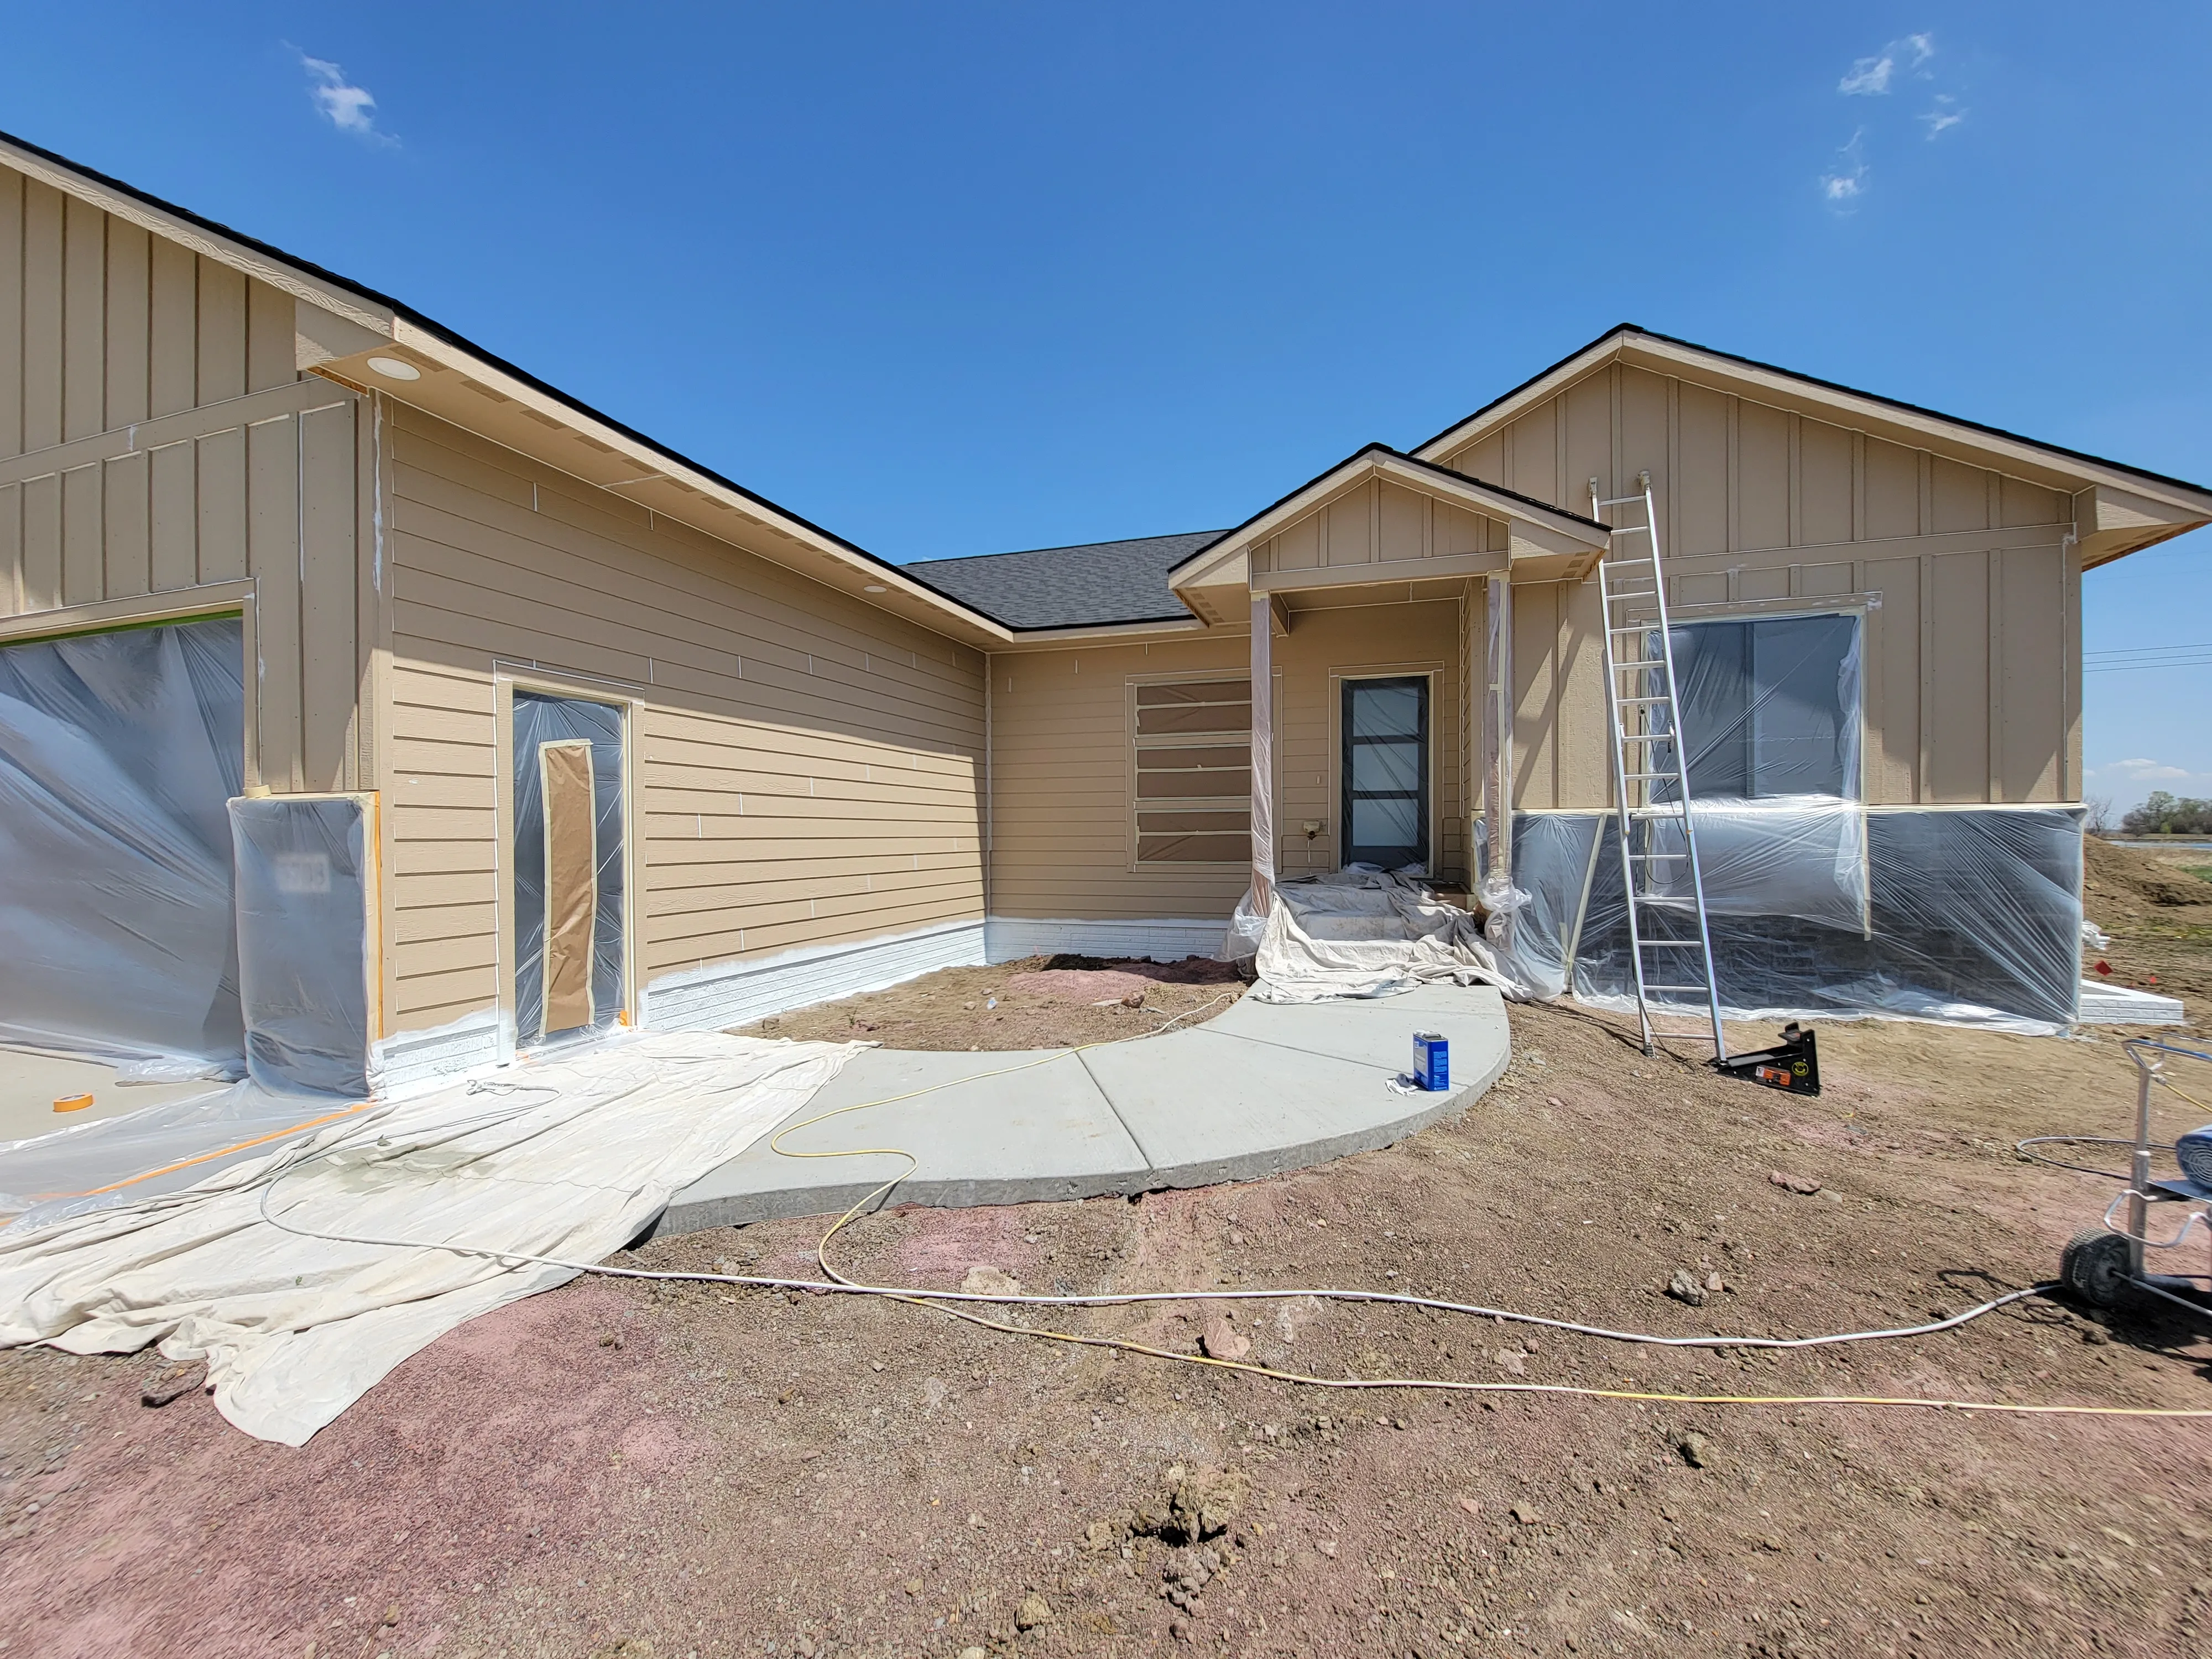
left=382, top=405, right=984, bottom=1037
left=0, top=161, right=364, bottom=795
left=1429, top=362, right=2081, bottom=809
left=988, top=601, right=1467, bottom=920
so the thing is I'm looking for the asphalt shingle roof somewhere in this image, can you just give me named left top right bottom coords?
left=904, top=530, right=1223, bottom=630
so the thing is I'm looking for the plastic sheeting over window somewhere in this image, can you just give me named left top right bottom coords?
left=0, top=617, right=246, bottom=1073
left=231, top=795, right=377, bottom=1097
left=1499, top=805, right=2084, bottom=1033
left=1664, top=613, right=1861, bottom=801
left=513, top=693, right=626, bottom=1044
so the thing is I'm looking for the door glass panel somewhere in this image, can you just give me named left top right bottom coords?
left=1349, top=683, right=1421, bottom=738
left=1352, top=740, right=1422, bottom=792
left=1352, top=796, right=1419, bottom=849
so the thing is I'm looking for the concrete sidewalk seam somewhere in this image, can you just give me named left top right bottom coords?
left=1076, top=1044, right=1161, bottom=1175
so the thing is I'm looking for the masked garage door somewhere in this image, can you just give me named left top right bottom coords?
left=0, top=615, right=247, bottom=1074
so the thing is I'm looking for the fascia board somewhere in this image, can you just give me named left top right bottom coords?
left=360, top=322, right=1016, bottom=645
left=984, top=617, right=1211, bottom=653
left=0, top=135, right=399, bottom=337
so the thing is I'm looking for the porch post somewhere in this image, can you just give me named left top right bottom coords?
left=1249, top=592, right=1275, bottom=914
left=1483, top=572, right=1514, bottom=921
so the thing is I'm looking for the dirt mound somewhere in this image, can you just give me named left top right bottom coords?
left=1042, top=952, right=1244, bottom=984
left=1004, top=968, right=1155, bottom=1003
left=740, top=955, right=1244, bottom=1050
left=2084, top=836, right=2212, bottom=914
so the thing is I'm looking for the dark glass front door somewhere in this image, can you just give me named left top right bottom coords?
left=1340, top=675, right=1429, bottom=870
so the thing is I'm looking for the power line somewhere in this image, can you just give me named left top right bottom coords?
left=2084, top=642, right=2212, bottom=672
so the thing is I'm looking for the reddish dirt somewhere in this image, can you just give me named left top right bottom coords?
left=5, top=995, right=2212, bottom=1657
left=739, top=956, right=1246, bottom=1052
left=2083, top=838, right=2212, bottom=1030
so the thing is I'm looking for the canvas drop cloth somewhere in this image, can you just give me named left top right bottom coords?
left=1224, top=868, right=1521, bottom=1003
left=0, top=1031, right=859, bottom=1446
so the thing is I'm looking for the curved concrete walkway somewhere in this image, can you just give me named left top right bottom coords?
left=650, top=983, right=1509, bottom=1238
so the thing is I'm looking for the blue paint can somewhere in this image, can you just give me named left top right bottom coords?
left=1413, top=1031, right=1449, bottom=1092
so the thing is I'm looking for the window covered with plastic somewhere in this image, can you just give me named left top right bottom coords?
left=1495, top=609, right=2081, bottom=1033
left=512, top=692, right=627, bottom=1045
left=1663, top=613, right=1860, bottom=801
left=0, top=617, right=246, bottom=1073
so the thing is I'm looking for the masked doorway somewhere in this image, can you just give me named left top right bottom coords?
left=512, top=691, right=628, bottom=1047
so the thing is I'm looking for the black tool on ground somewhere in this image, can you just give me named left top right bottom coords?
left=1712, top=1022, right=1820, bottom=1095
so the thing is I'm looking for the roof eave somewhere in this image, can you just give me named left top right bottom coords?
left=0, top=126, right=1018, bottom=649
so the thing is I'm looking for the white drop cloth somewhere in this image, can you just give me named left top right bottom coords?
left=0, top=1031, right=858, bottom=1445
left=1226, top=869, right=1521, bottom=1003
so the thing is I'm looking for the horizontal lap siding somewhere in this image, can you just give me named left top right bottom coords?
left=384, top=408, right=984, bottom=1034
left=989, top=602, right=1466, bottom=921
left=0, top=161, right=359, bottom=794
left=1443, top=363, right=2080, bottom=806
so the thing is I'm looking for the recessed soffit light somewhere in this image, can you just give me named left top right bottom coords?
left=365, top=356, right=421, bottom=382
left=864, top=583, right=888, bottom=593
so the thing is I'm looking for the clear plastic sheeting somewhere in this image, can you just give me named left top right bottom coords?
left=0, top=1081, right=375, bottom=1227
left=1663, top=613, right=1861, bottom=801
left=0, top=1031, right=862, bottom=1445
left=1500, top=806, right=2085, bottom=1034
left=1630, top=796, right=1869, bottom=932
left=513, top=693, right=626, bottom=1044
left=1230, top=868, right=1520, bottom=1004
left=0, top=617, right=247, bottom=1074
left=231, top=795, right=377, bottom=1098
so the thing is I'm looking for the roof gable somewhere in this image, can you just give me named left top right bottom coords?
left=1167, top=443, right=1611, bottom=595
left=1411, top=325, right=2212, bottom=536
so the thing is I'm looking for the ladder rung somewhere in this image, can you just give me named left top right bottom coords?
left=1637, top=938, right=1707, bottom=949
left=1626, top=851, right=1688, bottom=859
left=1595, top=493, right=1650, bottom=508
left=1618, top=695, right=1672, bottom=705
left=1623, top=770, right=1683, bottom=780
left=1642, top=984, right=1714, bottom=995
left=1611, top=659, right=1665, bottom=670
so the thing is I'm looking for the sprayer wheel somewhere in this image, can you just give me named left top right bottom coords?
left=2060, top=1228, right=2132, bottom=1308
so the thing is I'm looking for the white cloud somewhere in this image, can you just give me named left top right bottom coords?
left=2099, top=759, right=2194, bottom=782
left=1840, top=32, right=1936, bottom=96
left=1839, top=54, right=1895, bottom=96
left=1921, top=95, right=1966, bottom=138
left=1819, top=131, right=1869, bottom=206
left=300, top=53, right=393, bottom=144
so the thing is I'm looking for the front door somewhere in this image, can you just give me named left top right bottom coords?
left=513, top=691, right=627, bottom=1045
left=1340, top=675, right=1430, bottom=872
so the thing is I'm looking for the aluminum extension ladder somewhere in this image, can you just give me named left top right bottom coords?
left=1590, top=474, right=1729, bottom=1061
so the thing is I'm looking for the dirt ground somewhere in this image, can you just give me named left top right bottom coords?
left=738, top=956, right=1247, bottom=1052
left=2084, top=838, right=2212, bottom=1031
left=6, top=900, right=2212, bottom=1658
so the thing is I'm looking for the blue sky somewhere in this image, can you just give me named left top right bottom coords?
left=3, top=4, right=2206, bottom=811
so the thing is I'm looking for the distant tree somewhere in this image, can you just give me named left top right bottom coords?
left=2121, top=791, right=2212, bottom=836
left=2084, top=795, right=2114, bottom=837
